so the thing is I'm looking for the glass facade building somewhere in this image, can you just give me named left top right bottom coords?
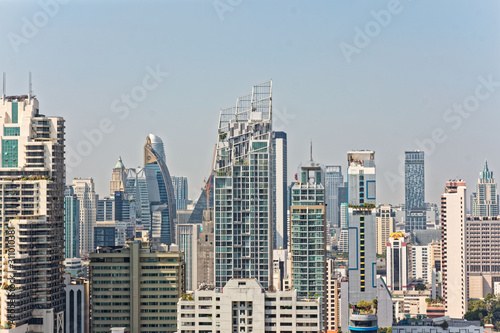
left=325, top=165, right=344, bottom=228
left=214, top=81, right=273, bottom=290
left=405, top=150, right=425, bottom=232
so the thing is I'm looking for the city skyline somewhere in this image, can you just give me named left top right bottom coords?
left=1, top=1, right=498, bottom=206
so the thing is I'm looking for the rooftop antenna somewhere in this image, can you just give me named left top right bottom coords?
left=28, top=72, right=32, bottom=102
left=310, top=140, right=313, bottom=161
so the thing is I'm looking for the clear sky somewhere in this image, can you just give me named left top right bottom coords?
left=1, top=0, right=499, bottom=205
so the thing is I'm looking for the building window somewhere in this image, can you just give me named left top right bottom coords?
left=12, top=103, right=18, bottom=124
left=2, top=139, right=18, bottom=167
left=3, top=127, right=20, bottom=136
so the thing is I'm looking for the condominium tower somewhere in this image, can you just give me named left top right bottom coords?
left=72, top=178, right=97, bottom=257
left=472, top=161, right=498, bottom=217
left=272, top=131, right=287, bottom=250
left=0, top=93, right=66, bottom=332
left=214, top=81, right=273, bottom=289
left=441, top=180, right=467, bottom=318
left=325, top=165, right=344, bottom=228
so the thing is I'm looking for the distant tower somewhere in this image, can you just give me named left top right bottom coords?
left=144, top=134, right=177, bottom=245
left=65, top=186, right=80, bottom=259
left=472, top=161, right=498, bottom=217
left=376, top=205, right=395, bottom=255
left=441, top=180, right=467, bottom=318
left=325, top=165, right=344, bottom=228
left=172, top=176, right=189, bottom=210
left=110, top=156, right=127, bottom=196
left=214, top=81, right=273, bottom=290
left=405, top=150, right=425, bottom=232
left=72, top=178, right=98, bottom=257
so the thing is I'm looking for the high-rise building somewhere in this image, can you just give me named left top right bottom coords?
left=290, top=157, right=327, bottom=299
left=272, top=131, right=288, bottom=249
left=441, top=180, right=467, bottom=318
left=386, top=233, right=408, bottom=291
left=65, top=185, right=80, bottom=259
left=347, top=151, right=377, bottom=304
left=72, top=178, right=98, bottom=257
left=213, top=81, right=273, bottom=290
left=347, top=150, right=378, bottom=333
left=89, top=241, right=185, bottom=333
left=472, top=161, right=498, bottom=217
left=467, top=215, right=500, bottom=299
left=376, top=205, right=395, bottom=255
left=326, top=259, right=342, bottom=332
left=64, top=275, right=89, bottom=333
left=144, top=134, right=177, bottom=246
left=410, top=244, right=432, bottom=284
left=196, top=209, right=215, bottom=289
left=171, top=176, right=188, bottom=211
left=325, top=165, right=344, bottom=228
left=110, top=156, right=127, bottom=196
left=405, top=151, right=425, bottom=232
left=0, top=93, right=66, bottom=331
left=176, top=223, right=199, bottom=291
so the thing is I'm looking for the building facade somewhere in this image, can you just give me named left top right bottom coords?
left=89, top=241, right=185, bottom=333
left=376, top=205, right=395, bottom=255
left=171, top=176, right=188, bottom=211
left=65, top=185, right=80, bottom=259
left=386, top=233, right=408, bottom=291
left=405, top=151, right=425, bottom=232
left=326, top=259, right=341, bottom=332
left=177, top=278, right=322, bottom=333
left=290, top=158, right=327, bottom=299
left=72, top=178, right=98, bottom=258
left=325, top=165, right=344, bottom=229
left=176, top=223, right=200, bottom=292
left=64, top=275, right=89, bottom=333
left=271, top=131, right=287, bottom=250
left=213, top=81, right=273, bottom=290
left=441, top=180, right=467, bottom=318
left=0, top=94, right=66, bottom=332
left=472, top=161, right=498, bottom=217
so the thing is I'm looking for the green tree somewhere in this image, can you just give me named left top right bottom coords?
left=415, top=283, right=426, bottom=291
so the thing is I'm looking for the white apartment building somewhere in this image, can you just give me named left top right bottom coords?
left=177, top=278, right=322, bottom=333
left=72, top=178, right=97, bottom=257
left=441, top=180, right=467, bottom=318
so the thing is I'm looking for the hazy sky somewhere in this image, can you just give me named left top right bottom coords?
left=1, top=0, right=499, bottom=205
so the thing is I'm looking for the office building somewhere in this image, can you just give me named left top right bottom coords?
left=65, top=185, right=80, bottom=259
left=441, top=180, right=467, bottom=318
left=325, top=165, right=344, bottom=228
left=72, top=178, right=98, bottom=257
left=0, top=93, right=66, bottom=332
left=172, top=176, right=188, bottom=211
left=472, top=161, right=498, bottom=217
left=386, top=233, right=408, bottom=291
left=213, top=81, right=273, bottom=289
left=89, top=241, right=185, bottom=333
left=376, top=205, right=395, bottom=255
left=177, top=278, right=323, bottom=332
left=467, top=215, right=500, bottom=299
left=410, top=244, right=432, bottom=285
left=290, top=156, right=327, bottom=299
left=272, top=131, right=288, bottom=249
left=405, top=151, right=425, bottom=232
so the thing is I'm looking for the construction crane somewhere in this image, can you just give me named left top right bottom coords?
left=202, top=144, right=217, bottom=210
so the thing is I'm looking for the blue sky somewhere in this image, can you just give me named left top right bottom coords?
left=1, top=0, right=499, bottom=205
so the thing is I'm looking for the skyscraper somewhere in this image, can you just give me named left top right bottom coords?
left=172, top=176, right=189, bottom=211
left=72, top=178, right=98, bottom=258
left=376, top=205, right=395, bottom=255
left=405, top=150, right=425, bottom=232
left=272, top=131, right=287, bottom=249
left=0, top=93, right=66, bottom=331
left=347, top=151, right=377, bottom=303
left=64, top=186, right=80, bottom=259
left=472, top=161, right=498, bottom=217
left=110, top=156, right=126, bottom=196
left=144, top=134, right=177, bottom=245
left=214, top=81, right=273, bottom=290
left=290, top=157, right=327, bottom=299
left=325, top=165, right=344, bottom=228
left=441, top=180, right=467, bottom=318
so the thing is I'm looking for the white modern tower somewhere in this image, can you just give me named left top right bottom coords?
left=72, top=178, right=97, bottom=258
left=0, top=91, right=66, bottom=332
left=441, top=180, right=467, bottom=318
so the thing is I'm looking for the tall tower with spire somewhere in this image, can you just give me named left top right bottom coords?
left=110, top=156, right=127, bottom=196
left=472, top=161, right=498, bottom=217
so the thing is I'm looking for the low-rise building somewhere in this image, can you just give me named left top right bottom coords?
left=177, top=278, right=322, bottom=332
left=393, top=317, right=482, bottom=333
